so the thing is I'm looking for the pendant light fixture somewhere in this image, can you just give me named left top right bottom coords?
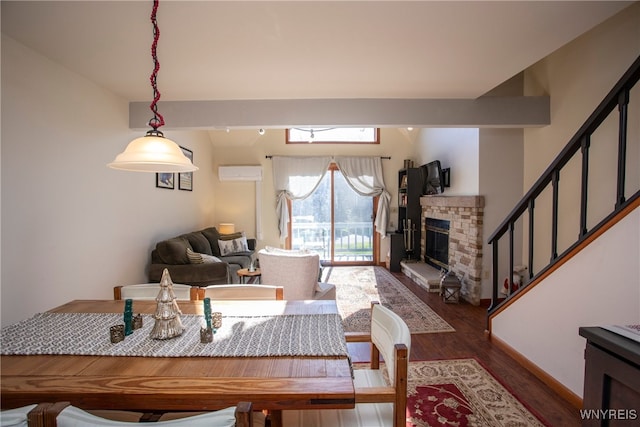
left=108, top=0, right=198, bottom=173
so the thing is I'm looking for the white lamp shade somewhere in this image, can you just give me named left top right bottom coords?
left=218, top=223, right=235, bottom=234
left=108, top=134, right=198, bottom=173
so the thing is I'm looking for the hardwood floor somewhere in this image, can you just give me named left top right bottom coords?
left=347, top=270, right=582, bottom=426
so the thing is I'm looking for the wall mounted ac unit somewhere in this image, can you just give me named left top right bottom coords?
left=218, top=166, right=262, bottom=182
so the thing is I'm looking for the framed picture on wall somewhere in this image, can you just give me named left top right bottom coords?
left=179, top=147, right=193, bottom=191
left=156, top=173, right=175, bottom=189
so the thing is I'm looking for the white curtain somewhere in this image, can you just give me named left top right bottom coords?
left=334, top=156, right=391, bottom=237
left=272, top=156, right=332, bottom=240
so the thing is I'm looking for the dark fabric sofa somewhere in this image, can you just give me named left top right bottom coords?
left=148, top=227, right=256, bottom=286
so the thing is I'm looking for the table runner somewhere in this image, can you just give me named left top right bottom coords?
left=0, top=312, right=348, bottom=358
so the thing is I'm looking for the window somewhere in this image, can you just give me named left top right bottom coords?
left=286, top=127, right=379, bottom=144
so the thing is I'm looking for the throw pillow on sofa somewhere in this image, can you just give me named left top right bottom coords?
left=201, top=227, right=250, bottom=257
left=186, top=248, right=222, bottom=264
left=219, top=231, right=244, bottom=241
left=181, top=232, right=213, bottom=255
left=156, top=237, right=191, bottom=265
left=218, top=235, right=249, bottom=256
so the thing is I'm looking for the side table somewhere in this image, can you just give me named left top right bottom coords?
left=237, top=268, right=261, bottom=284
left=579, top=326, right=640, bottom=425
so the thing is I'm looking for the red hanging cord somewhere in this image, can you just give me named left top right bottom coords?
left=148, top=0, right=164, bottom=131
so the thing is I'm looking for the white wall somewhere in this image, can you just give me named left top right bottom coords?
left=1, top=36, right=217, bottom=326
left=414, top=128, right=479, bottom=195
left=523, top=3, right=640, bottom=272
left=0, top=27, right=3, bottom=325
left=479, top=128, right=524, bottom=299
left=492, top=207, right=640, bottom=397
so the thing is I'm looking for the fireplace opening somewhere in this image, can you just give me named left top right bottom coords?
left=425, top=218, right=450, bottom=270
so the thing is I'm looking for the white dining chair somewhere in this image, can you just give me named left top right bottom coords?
left=198, top=284, right=284, bottom=301
left=113, top=283, right=196, bottom=301
left=0, top=404, right=40, bottom=427
left=40, top=401, right=262, bottom=427
left=282, top=302, right=411, bottom=427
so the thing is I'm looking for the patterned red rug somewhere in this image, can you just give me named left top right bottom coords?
left=362, top=358, right=549, bottom=426
left=324, top=266, right=455, bottom=334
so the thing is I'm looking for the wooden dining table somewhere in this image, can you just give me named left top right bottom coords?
left=0, top=299, right=355, bottom=426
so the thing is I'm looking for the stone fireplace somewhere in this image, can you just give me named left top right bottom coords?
left=420, top=196, right=484, bottom=305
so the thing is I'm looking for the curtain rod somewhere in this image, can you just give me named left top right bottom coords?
left=265, top=156, right=391, bottom=159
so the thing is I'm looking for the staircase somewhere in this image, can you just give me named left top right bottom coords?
left=486, top=55, right=640, bottom=405
left=487, top=55, right=640, bottom=316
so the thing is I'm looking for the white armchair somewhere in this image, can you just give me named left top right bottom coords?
left=257, top=249, right=336, bottom=300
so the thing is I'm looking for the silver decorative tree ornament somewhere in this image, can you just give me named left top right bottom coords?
left=149, top=268, right=185, bottom=340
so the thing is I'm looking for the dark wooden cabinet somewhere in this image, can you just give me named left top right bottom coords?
left=579, top=326, right=640, bottom=426
left=397, top=168, right=423, bottom=261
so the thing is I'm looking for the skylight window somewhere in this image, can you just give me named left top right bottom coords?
left=286, top=127, right=379, bottom=144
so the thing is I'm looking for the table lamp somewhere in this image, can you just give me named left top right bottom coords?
left=218, top=223, right=235, bottom=234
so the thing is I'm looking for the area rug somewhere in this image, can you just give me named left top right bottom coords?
left=324, top=266, right=454, bottom=334
left=360, top=358, right=549, bottom=427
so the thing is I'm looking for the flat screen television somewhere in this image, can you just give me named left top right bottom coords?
left=421, top=160, right=444, bottom=195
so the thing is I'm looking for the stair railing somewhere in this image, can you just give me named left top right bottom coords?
left=487, top=55, right=640, bottom=318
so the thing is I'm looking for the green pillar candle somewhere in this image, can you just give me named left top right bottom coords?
left=204, top=298, right=212, bottom=330
left=124, top=299, right=133, bottom=336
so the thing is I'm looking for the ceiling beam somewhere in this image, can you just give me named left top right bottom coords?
left=129, top=97, right=549, bottom=130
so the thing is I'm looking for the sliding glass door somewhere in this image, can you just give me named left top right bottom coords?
left=290, top=167, right=375, bottom=265
left=291, top=172, right=331, bottom=260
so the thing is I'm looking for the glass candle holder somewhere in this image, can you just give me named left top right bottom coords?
left=200, top=327, right=213, bottom=343
left=133, top=314, right=143, bottom=330
left=110, top=324, right=125, bottom=343
left=212, top=312, right=222, bottom=329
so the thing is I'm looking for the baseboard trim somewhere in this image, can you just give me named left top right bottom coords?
left=489, top=333, right=583, bottom=410
left=478, top=298, right=493, bottom=308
